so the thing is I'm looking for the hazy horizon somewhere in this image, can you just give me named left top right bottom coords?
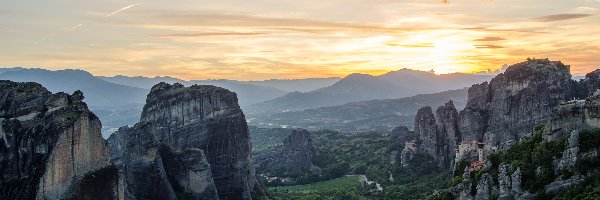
left=0, top=66, right=503, bottom=82
left=1, top=0, right=599, bottom=80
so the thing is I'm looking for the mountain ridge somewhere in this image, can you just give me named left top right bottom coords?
left=248, top=69, right=492, bottom=114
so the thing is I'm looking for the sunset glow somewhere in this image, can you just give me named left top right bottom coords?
left=1, top=0, right=599, bottom=80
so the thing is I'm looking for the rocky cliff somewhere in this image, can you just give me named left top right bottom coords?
left=0, top=80, right=122, bottom=199
left=414, top=106, right=440, bottom=166
left=389, top=126, right=418, bottom=144
left=389, top=126, right=419, bottom=166
left=459, top=59, right=577, bottom=149
left=579, top=69, right=600, bottom=97
left=412, top=101, right=460, bottom=168
left=436, top=101, right=461, bottom=167
left=426, top=61, right=600, bottom=199
left=254, top=128, right=320, bottom=175
left=544, top=95, right=600, bottom=141
left=407, top=59, right=600, bottom=170
left=108, top=82, right=261, bottom=200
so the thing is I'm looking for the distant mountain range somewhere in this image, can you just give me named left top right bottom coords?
left=248, top=88, right=469, bottom=131
left=248, top=69, right=492, bottom=113
left=0, top=67, right=490, bottom=135
left=0, top=67, right=339, bottom=136
left=0, top=69, right=148, bottom=108
left=245, top=78, right=341, bottom=92
left=0, top=69, right=148, bottom=136
left=98, top=75, right=287, bottom=106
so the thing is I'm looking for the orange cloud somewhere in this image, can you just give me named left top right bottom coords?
left=535, top=14, right=593, bottom=22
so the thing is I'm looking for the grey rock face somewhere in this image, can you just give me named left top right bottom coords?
left=579, top=69, right=600, bottom=97
left=400, top=147, right=416, bottom=167
left=160, top=146, right=219, bottom=199
left=458, top=83, right=488, bottom=142
left=498, top=165, right=512, bottom=200
left=414, top=101, right=460, bottom=168
left=415, top=106, right=443, bottom=167
left=108, top=82, right=260, bottom=200
left=390, top=125, right=418, bottom=166
left=544, top=95, right=600, bottom=141
left=280, top=128, right=319, bottom=173
left=255, top=128, right=320, bottom=174
left=544, top=175, right=585, bottom=194
left=436, top=101, right=461, bottom=167
left=556, top=131, right=580, bottom=171
left=390, top=126, right=418, bottom=144
left=458, top=59, right=576, bottom=149
left=0, top=80, right=122, bottom=200
left=511, top=167, right=522, bottom=194
left=474, top=173, right=493, bottom=200
left=108, top=126, right=178, bottom=200
left=455, top=167, right=473, bottom=200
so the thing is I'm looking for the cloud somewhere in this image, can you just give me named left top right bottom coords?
left=576, top=7, right=598, bottom=13
left=106, top=3, right=142, bottom=17
left=386, top=43, right=434, bottom=48
left=535, top=14, right=592, bottom=22
left=474, top=44, right=504, bottom=49
left=70, top=24, right=83, bottom=30
left=474, top=37, right=505, bottom=42
left=118, top=11, right=445, bottom=34
left=152, top=32, right=268, bottom=38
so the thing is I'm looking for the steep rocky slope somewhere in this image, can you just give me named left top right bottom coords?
left=413, top=101, right=461, bottom=168
left=458, top=59, right=577, bottom=149
left=403, top=59, right=600, bottom=170
left=0, top=80, right=122, bottom=199
left=404, top=59, right=600, bottom=199
left=108, top=82, right=262, bottom=200
left=544, top=94, right=600, bottom=141
left=579, top=69, right=600, bottom=97
left=444, top=100, right=600, bottom=200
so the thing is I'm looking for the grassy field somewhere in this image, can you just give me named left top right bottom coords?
left=268, top=175, right=362, bottom=193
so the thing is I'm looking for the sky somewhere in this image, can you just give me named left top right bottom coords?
left=1, top=0, right=599, bottom=80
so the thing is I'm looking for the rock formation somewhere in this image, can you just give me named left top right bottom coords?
left=497, top=165, right=512, bottom=200
left=579, top=69, right=600, bottom=97
left=108, top=82, right=261, bottom=200
left=415, top=106, right=443, bottom=167
left=544, top=95, right=600, bottom=141
left=389, top=126, right=418, bottom=166
left=474, top=173, right=494, bottom=200
left=427, top=60, right=600, bottom=199
left=411, top=59, right=596, bottom=169
left=556, top=130, right=580, bottom=171
left=390, top=126, right=418, bottom=144
left=436, top=101, right=461, bottom=167
left=254, top=128, right=320, bottom=175
left=459, top=59, right=576, bottom=149
left=412, top=101, right=460, bottom=168
left=280, top=128, right=319, bottom=173
left=511, top=167, right=522, bottom=194
left=400, top=146, right=416, bottom=167
left=0, top=80, right=122, bottom=199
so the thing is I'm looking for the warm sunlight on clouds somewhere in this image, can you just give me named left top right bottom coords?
left=0, top=0, right=599, bottom=80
